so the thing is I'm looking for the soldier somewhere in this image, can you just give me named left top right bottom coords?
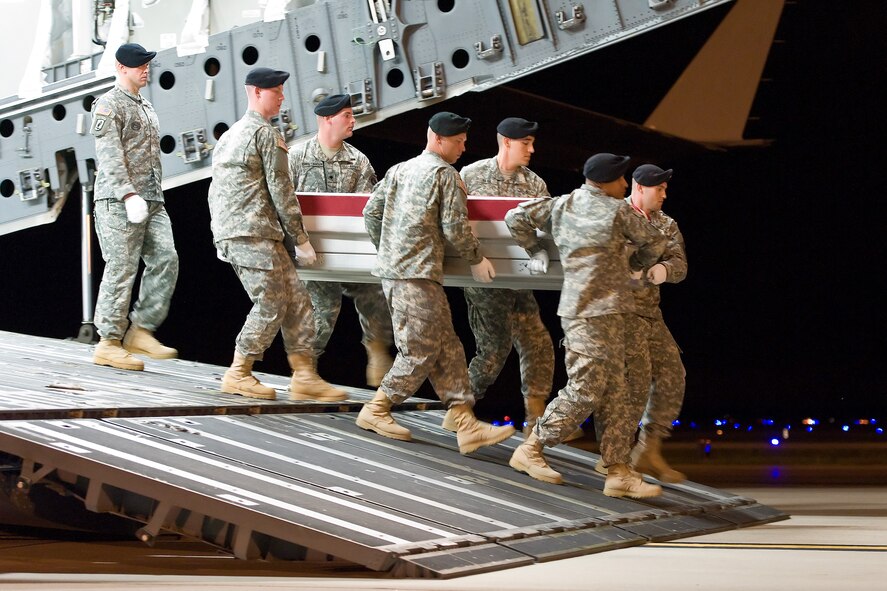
left=505, top=153, right=666, bottom=498
left=440, top=117, right=554, bottom=436
left=360, top=112, right=516, bottom=454
left=90, top=43, right=179, bottom=371
left=625, top=164, right=688, bottom=482
left=207, top=67, right=345, bottom=402
left=288, top=94, right=394, bottom=386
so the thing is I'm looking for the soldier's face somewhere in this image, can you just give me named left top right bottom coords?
left=601, top=176, right=628, bottom=199
left=439, top=133, right=467, bottom=164
left=328, top=108, right=355, bottom=140
left=121, top=63, right=149, bottom=89
left=639, top=182, right=667, bottom=212
left=504, top=136, right=535, bottom=167
left=257, top=85, right=285, bottom=117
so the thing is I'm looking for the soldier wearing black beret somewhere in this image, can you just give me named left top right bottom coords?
left=288, top=92, right=393, bottom=391
left=624, top=162, right=688, bottom=485
left=504, top=151, right=667, bottom=498
left=452, top=116, right=555, bottom=440
left=358, top=108, right=515, bottom=451
left=208, top=63, right=346, bottom=402
left=90, top=41, right=179, bottom=371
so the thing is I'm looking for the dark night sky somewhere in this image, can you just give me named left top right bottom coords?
left=1, top=1, right=884, bottom=422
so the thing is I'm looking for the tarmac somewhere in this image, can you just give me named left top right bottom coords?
left=1, top=484, right=884, bottom=590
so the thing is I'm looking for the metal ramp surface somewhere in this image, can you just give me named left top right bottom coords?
left=0, top=331, right=787, bottom=578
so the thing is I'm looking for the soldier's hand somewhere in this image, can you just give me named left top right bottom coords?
left=124, top=194, right=148, bottom=224
left=294, top=240, right=317, bottom=266
left=646, top=263, right=667, bottom=285
left=470, top=257, right=496, bottom=283
left=528, top=250, right=549, bottom=275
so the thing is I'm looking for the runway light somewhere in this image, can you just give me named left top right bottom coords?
left=733, top=423, right=741, bottom=429
left=842, top=425, right=850, bottom=432
left=714, top=419, right=724, bottom=426
left=857, top=419, right=870, bottom=425
left=876, top=428, right=884, bottom=435
left=716, top=429, right=724, bottom=436
left=770, top=438, right=780, bottom=446
left=806, top=426, right=814, bottom=432
left=802, top=417, right=819, bottom=426
left=747, top=425, right=753, bottom=432
left=762, top=419, right=775, bottom=426
left=672, top=419, right=681, bottom=426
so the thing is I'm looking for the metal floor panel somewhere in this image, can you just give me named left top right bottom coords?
left=0, top=331, right=440, bottom=419
left=0, top=331, right=788, bottom=578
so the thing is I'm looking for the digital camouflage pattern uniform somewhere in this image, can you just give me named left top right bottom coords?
left=624, top=199, right=688, bottom=440
left=91, top=85, right=178, bottom=340
left=363, top=150, right=482, bottom=406
left=505, top=183, right=666, bottom=466
left=459, top=157, right=554, bottom=402
left=288, top=136, right=392, bottom=357
left=208, top=110, right=315, bottom=360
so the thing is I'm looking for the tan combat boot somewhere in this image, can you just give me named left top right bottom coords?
left=603, top=463, right=662, bottom=499
left=631, top=431, right=686, bottom=483
left=440, top=406, right=459, bottom=432
left=522, top=396, right=547, bottom=437
left=356, top=389, right=412, bottom=441
left=122, top=325, right=177, bottom=359
left=448, top=404, right=516, bottom=454
left=287, top=354, right=347, bottom=401
left=364, top=340, right=394, bottom=387
left=94, top=338, right=144, bottom=371
left=221, top=352, right=276, bottom=399
left=509, top=432, right=563, bottom=484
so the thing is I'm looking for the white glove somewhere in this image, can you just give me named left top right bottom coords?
left=647, top=263, right=667, bottom=285
left=470, top=257, right=496, bottom=283
left=294, top=240, right=317, bottom=266
left=528, top=250, right=549, bottom=275
left=124, top=194, right=148, bottom=224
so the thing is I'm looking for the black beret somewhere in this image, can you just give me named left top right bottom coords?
left=429, top=112, right=471, bottom=136
left=314, top=94, right=352, bottom=116
left=244, top=67, right=290, bottom=88
left=497, top=117, right=539, bottom=139
left=115, top=43, right=156, bottom=68
left=633, top=164, right=673, bottom=186
left=583, top=153, right=631, bottom=183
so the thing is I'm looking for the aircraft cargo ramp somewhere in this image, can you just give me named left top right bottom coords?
left=0, top=331, right=786, bottom=579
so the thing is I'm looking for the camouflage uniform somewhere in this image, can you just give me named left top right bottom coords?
left=288, top=136, right=392, bottom=356
left=505, top=184, right=666, bottom=466
left=208, top=110, right=314, bottom=360
left=363, top=150, right=481, bottom=406
left=459, top=157, right=554, bottom=402
left=91, top=85, right=178, bottom=340
left=624, top=200, right=688, bottom=439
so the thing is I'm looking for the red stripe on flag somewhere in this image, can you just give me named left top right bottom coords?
left=296, top=193, right=528, bottom=221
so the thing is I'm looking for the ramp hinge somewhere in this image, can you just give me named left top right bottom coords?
left=414, top=62, right=445, bottom=100
left=18, top=168, right=50, bottom=201
left=556, top=5, right=587, bottom=30
left=270, top=108, right=298, bottom=141
left=178, top=129, right=211, bottom=163
left=348, top=79, right=374, bottom=116
left=16, top=459, right=56, bottom=490
left=475, top=35, right=503, bottom=59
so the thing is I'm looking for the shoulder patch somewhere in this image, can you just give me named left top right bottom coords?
left=277, top=137, right=289, bottom=152
left=95, top=104, right=112, bottom=117
left=456, top=175, right=468, bottom=196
